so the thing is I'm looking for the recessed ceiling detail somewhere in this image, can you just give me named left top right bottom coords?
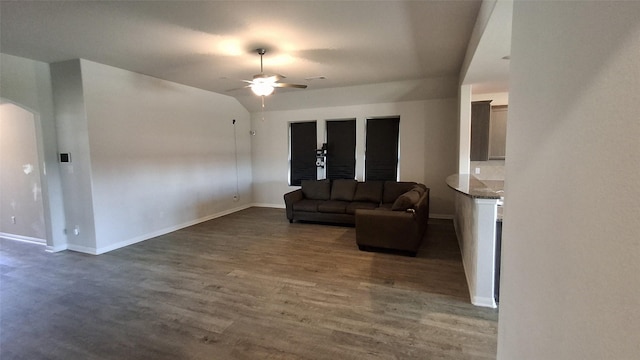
left=0, top=1, right=483, bottom=106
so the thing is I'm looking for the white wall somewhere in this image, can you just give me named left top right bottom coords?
left=0, top=53, right=67, bottom=251
left=0, top=103, right=46, bottom=242
left=251, top=98, right=459, bottom=217
left=50, top=60, right=97, bottom=252
left=458, top=85, right=472, bottom=174
left=52, top=59, right=252, bottom=254
left=498, top=2, right=640, bottom=359
left=459, top=0, right=498, bottom=84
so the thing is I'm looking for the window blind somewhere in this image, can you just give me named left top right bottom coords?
left=289, top=121, right=317, bottom=186
left=365, top=117, right=400, bottom=181
left=326, top=120, right=356, bottom=180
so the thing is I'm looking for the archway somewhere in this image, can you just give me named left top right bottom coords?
left=0, top=101, right=47, bottom=245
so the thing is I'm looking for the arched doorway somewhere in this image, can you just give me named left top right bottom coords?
left=0, top=101, right=47, bottom=245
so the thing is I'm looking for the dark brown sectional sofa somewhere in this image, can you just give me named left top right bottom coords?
left=284, top=179, right=430, bottom=256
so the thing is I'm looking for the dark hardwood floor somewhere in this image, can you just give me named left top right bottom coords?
left=0, top=207, right=498, bottom=359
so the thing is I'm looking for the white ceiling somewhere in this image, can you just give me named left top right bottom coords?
left=1, top=0, right=485, bottom=111
left=462, top=0, right=512, bottom=94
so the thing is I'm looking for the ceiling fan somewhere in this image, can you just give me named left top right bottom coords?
left=240, top=48, right=307, bottom=96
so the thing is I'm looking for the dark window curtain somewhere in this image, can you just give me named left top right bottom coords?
left=290, top=121, right=317, bottom=186
left=365, top=117, right=400, bottom=181
left=326, top=120, right=356, bottom=180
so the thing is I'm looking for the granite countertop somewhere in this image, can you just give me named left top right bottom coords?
left=445, top=174, right=504, bottom=199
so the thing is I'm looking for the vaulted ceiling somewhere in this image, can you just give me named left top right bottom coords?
left=1, top=1, right=486, bottom=111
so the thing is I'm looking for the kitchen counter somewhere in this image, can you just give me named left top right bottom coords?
left=446, top=174, right=504, bottom=308
left=445, top=174, right=504, bottom=199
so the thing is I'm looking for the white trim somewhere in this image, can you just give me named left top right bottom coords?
left=0, top=232, right=46, bottom=245
left=474, top=198, right=498, bottom=308
left=472, top=295, right=497, bottom=308
left=252, top=203, right=285, bottom=209
left=67, top=244, right=99, bottom=255
left=46, top=244, right=68, bottom=253
left=67, top=204, right=254, bottom=255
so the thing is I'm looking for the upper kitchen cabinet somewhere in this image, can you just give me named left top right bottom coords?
left=471, top=100, right=508, bottom=161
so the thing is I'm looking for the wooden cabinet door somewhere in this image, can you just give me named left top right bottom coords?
left=489, top=105, right=508, bottom=159
left=471, top=101, right=492, bottom=161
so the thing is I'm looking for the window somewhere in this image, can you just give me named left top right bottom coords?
left=289, top=121, right=317, bottom=186
left=326, top=119, right=356, bottom=180
left=365, top=117, right=400, bottom=181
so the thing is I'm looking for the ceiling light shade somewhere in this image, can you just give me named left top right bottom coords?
left=251, top=80, right=275, bottom=96
left=241, top=49, right=306, bottom=97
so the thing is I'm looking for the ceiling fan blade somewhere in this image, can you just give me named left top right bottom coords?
left=228, top=50, right=306, bottom=95
left=225, top=85, right=251, bottom=92
left=273, top=83, right=308, bottom=89
left=253, top=74, right=285, bottom=82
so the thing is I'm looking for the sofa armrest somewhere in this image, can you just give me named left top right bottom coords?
left=415, top=188, right=430, bottom=225
left=284, top=189, right=304, bottom=221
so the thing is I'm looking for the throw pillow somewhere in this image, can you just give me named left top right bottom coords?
left=391, top=189, right=421, bottom=211
left=330, top=179, right=357, bottom=201
left=411, top=185, right=426, bottom=197
left=382, top=181, right=416, bottom=204
left=301, top=179, right=331, bottom=200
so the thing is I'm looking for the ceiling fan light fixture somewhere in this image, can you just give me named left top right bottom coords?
left=251, top=82, right=274, bottom=96
left=231, top=48, right=306, bottom=97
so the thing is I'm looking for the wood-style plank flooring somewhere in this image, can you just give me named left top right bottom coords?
left=0, top=207, right=498, bottom=359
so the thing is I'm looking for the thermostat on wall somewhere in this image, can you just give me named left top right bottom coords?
left=59, top=153, right=71, bottom=163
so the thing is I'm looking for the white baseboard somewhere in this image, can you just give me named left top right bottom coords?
left=472, top=295, right=497, bottom=308
left=46, top=244, right=68, bottom=253
left=0, top=232, right=70, bottom=253
left=68, top=204, right=254, bottom=255
left=0, top=232, right=46, bottom=245
left=251, top=203, right=285, bottom=209
left=67, top=243, right=100, bottom=255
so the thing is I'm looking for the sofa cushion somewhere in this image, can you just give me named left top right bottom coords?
left=391, top=189, right=421, bottom=211
left=346, top=201, right=379, bottom=215
left=318, top=200, right=349, bottom=214
left=353, top=181, right=383, bottom=203
left=383, top=181, right=417, bottom=204
left=330, top=179, right=357, bottom=201
left=301, top=179, right=331, bottom=200
left=292, top=199, right=321, bottom=212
